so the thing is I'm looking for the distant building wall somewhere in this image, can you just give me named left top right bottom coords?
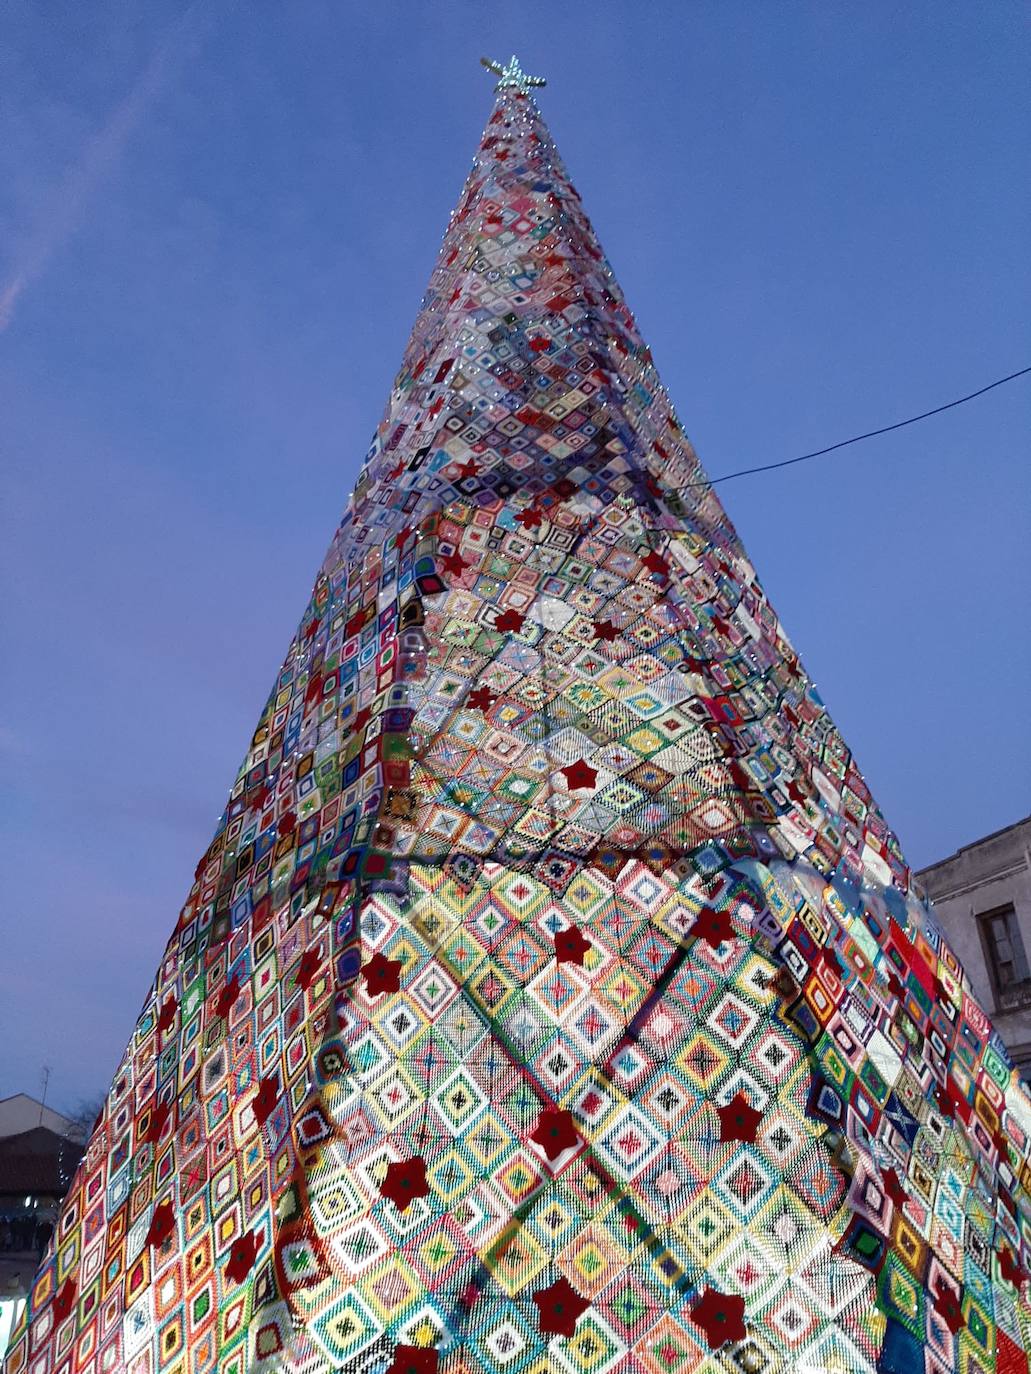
left=0, top=1098, right=81, bottom=1361
left=0, top=1097, right=73, bottom=1141
left=917, top=815, right=1031, bottom=1075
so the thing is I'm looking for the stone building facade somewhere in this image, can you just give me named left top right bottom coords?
left=917, top=815, right=1031, bottom=1075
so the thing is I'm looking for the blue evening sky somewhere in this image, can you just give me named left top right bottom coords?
left=2, top=2, right=1029, bottom=1111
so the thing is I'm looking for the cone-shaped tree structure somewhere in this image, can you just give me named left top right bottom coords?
left=10, top=64, right=1031, bottom=1374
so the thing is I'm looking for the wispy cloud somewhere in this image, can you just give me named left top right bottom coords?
left=0, top=2, right=209, bottom=332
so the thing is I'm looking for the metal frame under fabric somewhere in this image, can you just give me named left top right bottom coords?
left=7, top=69, right=1031, bottom=1374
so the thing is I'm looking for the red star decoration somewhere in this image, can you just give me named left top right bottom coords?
left=225, top=1229, right=259, bottom=1286
left=933, top=1279, right=965, bottom=1336
left=387, top=1348, right=439, bottom=1374
left=561, top=760, right=597, bottom=790
left=591, top=619, right=618, bottom=642
left=303, top=617, right=321, bottom=640
left=529, top=337, right=551, bottom=352
left=145, top=1200, right=176, bottom=1250
left=144, top=1100, right=172, bottom=1145
left=690, top=1286, right=747, bottom=1349
left=881, top=1168, right=908, bottom=1208
left=278, top=810, right=298, bottom=836
left=439, top=550, right=469, bottom=577
left=516, top=507, right=544, bottom=530
left=642, top=550, right=669, bottom=578
left=52, top=1279, right=76, bottom=1323
left=530, top=1108, right=579, bottom=1162
left=216, top=973, right=241, bottom=1019
left=305, top=672, right=324, bottom=704
left=248, top=783, right=272, bottom=812
left=295, top=947, right=321, bottom=991
left=935, top=1081, right=964, bottom=1120
left=156, top=997, right=177, bottom=1035
left=466, top=686, right=496, bottom=712
left=395, top=524, right=418, bottom=547
left=363, top=952, right=403, bottom=996
left=532, top=1276, right=590, bottom=1336
left=494, top=608, right=526, bottom=634
left=688, top=905, right=736, bottom=949
left=716, top=1092, right=761, bottom=1144
left=380, top=1156, right=429, bottom=1212
left=251, top=1076, right=279, bottom=1126
left=387, top=460, right=405, bottom=480
left=1000, top=1245, right=1026, bottom=1288
left=554, top=928, right=591, bottom=965
left=455, top=459, right=480, bottom=479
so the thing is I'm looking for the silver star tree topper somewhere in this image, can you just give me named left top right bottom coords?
left=480, top=54, right=546, bottom=93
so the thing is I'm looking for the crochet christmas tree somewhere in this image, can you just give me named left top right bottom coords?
left=10, top=56, right=1031, bottom=1374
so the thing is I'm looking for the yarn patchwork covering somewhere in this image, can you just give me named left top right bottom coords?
left=9, top=73, right=1031, bottom=1374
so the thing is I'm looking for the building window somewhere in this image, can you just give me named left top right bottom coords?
left=979, top=905, right=1031, bottom=1007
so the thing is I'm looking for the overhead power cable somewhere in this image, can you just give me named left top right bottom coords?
left=686, top=364, right=1031, bottom=489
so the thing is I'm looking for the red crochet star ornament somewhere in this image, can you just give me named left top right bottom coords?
left=561, top=760, right=597, bottom=790
left=881, top=1168, right=908, bottom=1208
left=530, top=1108, right=579, bottom=1162
left=303, top=617, right=321, bottom=640
left=642, top=550, right=670, bottom=578
left=716, top=1092, right=761, bottom=1144
left=53, top=1279, right=76, bottom=1322
left=216, top=973, right=241, bottom=1019
left=156, top=996, right=177, bottom=1034
left=785, top=779, right=807, bottom=806
left=935, top=1081, right=965, bottom=1121
left=278, top=810, right=298, bottom=836
left=554, top=927, right=591, bottom=966
left=455, top=459, right=479, bottom=479
left=363, top=951, right=403, bottom=996
left=380, top=1156, right=429, bottom=1212
left=933, top=1279, right=965, bottom=1336
left=690, top=1286, right=746, bottom=1349
left=1000, top=1245, right=1026, bottom=1288
left=688, top=905, right=735, bottom=949
left=251, top=1076, right=279, bottom=1126
left=387, top=1347, right=439, bottom=1374
left=225, top=1229, right=259, bottom=1285
left=532, top=1276, right=590, bottom=1336
left=295, top=947, right=322, bottom=991
left=591, top=619, right=619, bottom=642
left=144, top=1100, right=172, bottom=1145
left=466, top=686, right=497, bottom=712
left=494, top=608, right=526, bottom=633
left=516, top=507, right=544, bottom=530
left=439, top=550, right=470, bottom=577
left=145, top=1199, right=176, bottom=1250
